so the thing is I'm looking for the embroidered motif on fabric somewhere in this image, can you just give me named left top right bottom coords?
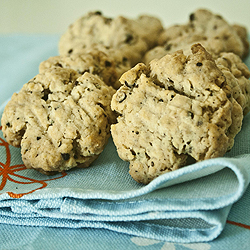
left=0, top=126, right=67, bottom=198
left=227, top=220, right=250, bottom=230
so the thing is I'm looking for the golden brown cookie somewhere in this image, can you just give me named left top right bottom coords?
left=215, top=52, right=250, bottom=115
left=40, top=46, right=130, bottom=90
left=1, top=68, right=116, bottom=174
left=111, top=44, right=244, bottom=184
left=59, top=11, right=163, bottom=66
left=144, top=9, right=249, bottom=64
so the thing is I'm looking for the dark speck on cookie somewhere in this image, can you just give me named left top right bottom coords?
left=61, top=153, right=70, bottom=161
left=125, top=34, right=134, bottom=44
left=189, top=13, right=195, bottom=21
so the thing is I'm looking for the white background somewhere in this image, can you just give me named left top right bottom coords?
left=0, top=0, right=250, bottom=34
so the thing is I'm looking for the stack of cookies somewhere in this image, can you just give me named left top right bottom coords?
left=1, top=9, right=250, bottom=183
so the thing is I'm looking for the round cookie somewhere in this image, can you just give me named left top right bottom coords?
left=59, top=11, right=163, bottom=66
left=111, top=44, right=243, bottom=184
left=1, top=68, right=116, bottom=174
left=40, top=46, right=131, bottom=90
left=144, top=9, right=249, bottom=64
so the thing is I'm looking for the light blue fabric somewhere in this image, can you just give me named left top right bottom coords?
left=0, top=35, right=250, bottom=248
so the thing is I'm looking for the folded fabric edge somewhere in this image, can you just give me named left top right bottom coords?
left=1, top=155, right=247, bottom=210
left=0, top=205, right=231, bottom=243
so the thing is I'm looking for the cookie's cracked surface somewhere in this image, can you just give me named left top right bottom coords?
left=144, top=9, right=249, bottom=64
left=1, top=68, right=116, bottom=174
left=59, top=11, right=163, bottom=66
left=215, top=52, right=250, bottom=115
left=40, top=46, right=131, bottom=90
left=111, top=44, right=245, bottom=184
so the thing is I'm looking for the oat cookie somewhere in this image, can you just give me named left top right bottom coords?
left=232, top=24, right=250, bottom=59
left=144, top=9, right=249, bottom=64
left=40, top=46, right=130, bottom=90
left=1, top=68, right=116, bottom=174
left=215, top=52, right=250, bottom=115
left=59, top=11, right=163, bottom=66
left=111, top=44, right=243, bottom=184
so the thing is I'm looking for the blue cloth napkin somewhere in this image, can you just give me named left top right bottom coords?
left=0, top=34, right=250, bottom=244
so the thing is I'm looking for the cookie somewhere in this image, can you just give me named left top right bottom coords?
left=215, top=52, right=250, bottom=115
left=111, top=44, right=243, bottom=184
left=1, top=68, right=116, bottom=174
left=58, top=11, right=163, bottom=66
left=40, top=46, right=131, bottom=90
left=144, top=9, right=249, bottom=64
left=232, top=24, right=250, bottom=59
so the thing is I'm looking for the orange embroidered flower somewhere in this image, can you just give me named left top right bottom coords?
left=0, top=126, right=67, bottom=198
